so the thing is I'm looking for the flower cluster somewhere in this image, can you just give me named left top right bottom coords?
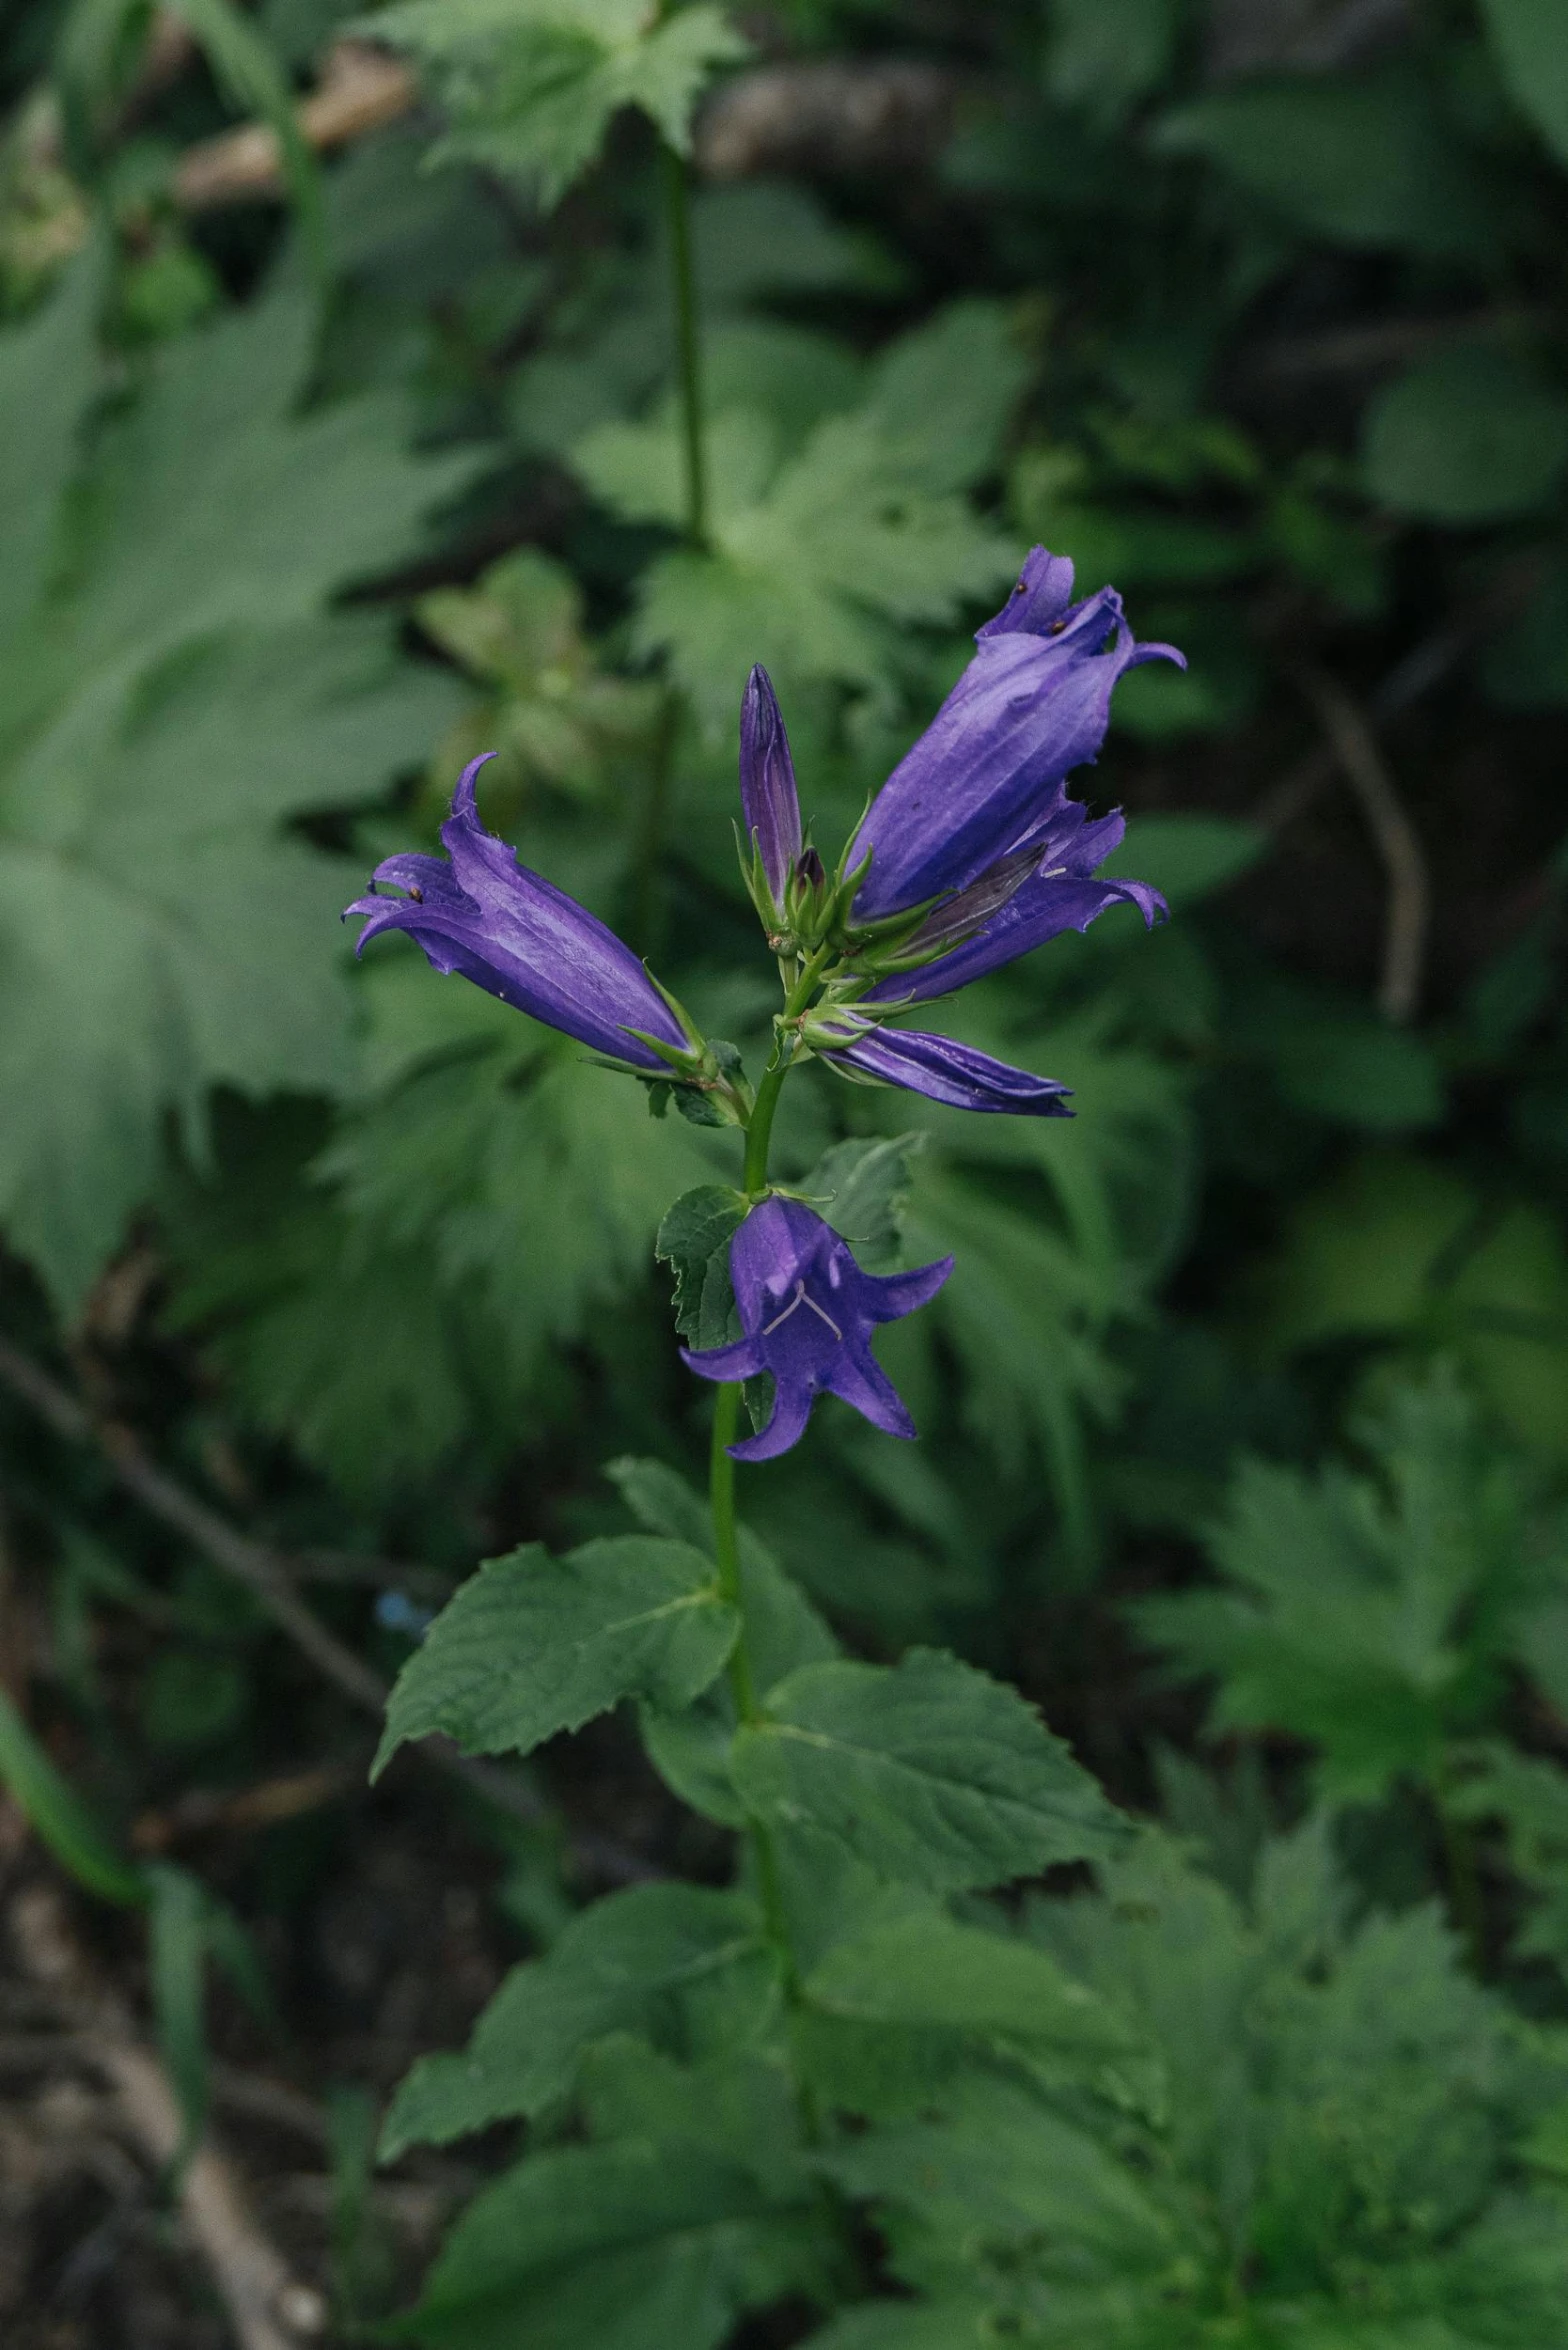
left=346, top=547, right=1176, bottom=1457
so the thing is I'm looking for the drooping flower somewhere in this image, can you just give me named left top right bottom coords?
left=739, top=664, right=803, bottom=911
left=862, top=795, right=1166, bottom=1009
left=343, top=753, right=689, bottom=1069
left=846, top=545, right=1182, bottom=926
left=681, top=1196, right=953, bottom=1461
left=814, top=1023, right=1073, bottom=1117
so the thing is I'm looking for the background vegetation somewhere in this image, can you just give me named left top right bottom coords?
left=4, top=0, right=1568, bottom=2342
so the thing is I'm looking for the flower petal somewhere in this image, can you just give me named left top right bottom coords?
left=823, top=1026, right=1073, bottom=1117
left=728, top=1377, right=815, bottom=1463
left=824, top=1346, right=917, bottom=1441
left=679, top=1336, right=765, bottom=1385
left=859, top=1255, right=956, bottom=1321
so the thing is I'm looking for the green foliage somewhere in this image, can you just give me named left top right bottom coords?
left=656, top=1182, right=748, bottom=1344
left=731, top=1649, right=1125, bottom=1891
left=1480, top=0, right=1568, bottom=165
left=1155, top=73, right=1494, bottom=258
left=369, top=0, right=750, bottom=205
left=1134, top=1374, right=1562, bottom=1803
left=0, top=261, right=467, bottom=1302
left=574, top=303, right=1024, bottom=723
left=381, top=1882, right=777, bottom=2156
left=374, top=1534, right=738, bottom=1774
left=1363, top=345, right=1568, bottom=524
left=399, top=2137, right=829, bottom=2350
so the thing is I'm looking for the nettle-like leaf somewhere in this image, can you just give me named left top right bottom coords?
left=373, top=1534, right=738, bottom=1775
left=1133, top=1374, right=1557, bottom=1803
left=0, top=259, right=469, bottom=1303
left=382, top=1882, right=778, bottom=2157
left=404, top=2137, right=828, bottom=2350
left=611, top=1455, right=839, bottom=1828
left=573, top=303, right=1025, bottom=724
left=730, top=1649, right=1126, bottom=1893
left=372, top=0, right=749, bottom=207
left=327, top=958, right=724, bottom=1377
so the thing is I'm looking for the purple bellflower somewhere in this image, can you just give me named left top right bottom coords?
left=847, top=545, right=1182, bottom=925
left=681, top=1196, right=953, bottom=1462
left=344, top=754, right=689, bottom=1070
left=739, top=665, right=804, bottom=913
left=816, top=1024, right=1073, bottom=1117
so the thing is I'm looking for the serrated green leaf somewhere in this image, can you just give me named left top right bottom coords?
left=610, top=1455, right=839, bottom=1827
left=403, top=2139, right=827, bottom=2350
left=374, top=1536, right=738, bottom=1776
left=799, top=1134, right=923, bottom=1273
left=656, top=1183, right=748, bottom=1342
left=1133, top=1375, right=1550, bottom=1803
left=805, top=1909, right=1131, bottom=2053
left=574, top=303, right=1023, bottom=724
left=381, top=1884, right=776, bottom=2157
left=0, top=267, right=471, bottom=1302
left=731, top=1650, right=1125, bottom=1892
left=373, top=0, right=749, bottom=207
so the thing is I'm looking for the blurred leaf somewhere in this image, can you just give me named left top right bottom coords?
left=1156, top=73, right=1495, bottom=258
left=403, top=2138, right=827, bottom=2350
left=371, top=0, right=750, bottom=206
left=1364, top=346, right=1568, bottom=524
left=141, top=1652, right=248, bottom=1751
left=731, top=1650, right=1126, bottom=1893
left=1102, top=814, right=1265, bottom=906
left=1478, top=0, right=1568, bottom=166
left=1450, top=1743, right=1568, bottom=1976
left=0, top=1686, right=144, bottom=1905
left=382, top=1883, right=776, bottom=2157
left=1481, top=559, right=1568, bottom=706
left=1046, top=0, right=1180, bottom=121
left=373, top=1536, right=738, bottom=1776
left=146, top=1862, right=210, bottom=2178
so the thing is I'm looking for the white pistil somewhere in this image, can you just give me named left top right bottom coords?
left=762, top=1280, right=842, bottom=1341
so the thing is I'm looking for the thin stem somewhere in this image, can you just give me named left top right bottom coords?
left=742, top=944, right=834, bottom=1196
left=661, top=141, right=707, bottom=549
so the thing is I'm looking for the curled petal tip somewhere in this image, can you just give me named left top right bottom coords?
left=451, top=750, right=499, bottom=818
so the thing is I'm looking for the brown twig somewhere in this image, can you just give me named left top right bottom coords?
left=172, top=40, right=418, bottom=212
left=1295, top=663, right=1430, bottom=1024
left=8, top=1882, right=326, bottom=2350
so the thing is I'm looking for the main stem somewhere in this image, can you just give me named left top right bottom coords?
left=662, top=141, right=707, bottom=550
left=710, top=1383, right=793, bottom=1985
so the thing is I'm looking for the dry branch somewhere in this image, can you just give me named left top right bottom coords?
left=8, top=1881, right=326, bottom=2350
left=172, top=40, right=418, bottom=212
left=1296, top=664, right=1430, bottom=1024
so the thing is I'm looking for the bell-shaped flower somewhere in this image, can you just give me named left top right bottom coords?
left=845, top=543, right=1180, bottom=931
left=343, top=754, right=690, bottom=1069
left=863, top=795, right=1166, bottom=1009
left=681, top=1196, right=953, bottom=1462
left=739, top=664, right=803, bottom=911
left=814, top=1022, right=1073, bottom=1117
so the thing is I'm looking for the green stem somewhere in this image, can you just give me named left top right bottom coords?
left=710, top=1381, right=795, bottom=1994
left=661, top=141, right=707, bottom=549
left=742, top=945, right=834, bottom=1195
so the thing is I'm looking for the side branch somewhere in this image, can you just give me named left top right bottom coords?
left=1295, top=664, right=1430, bottom=1025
